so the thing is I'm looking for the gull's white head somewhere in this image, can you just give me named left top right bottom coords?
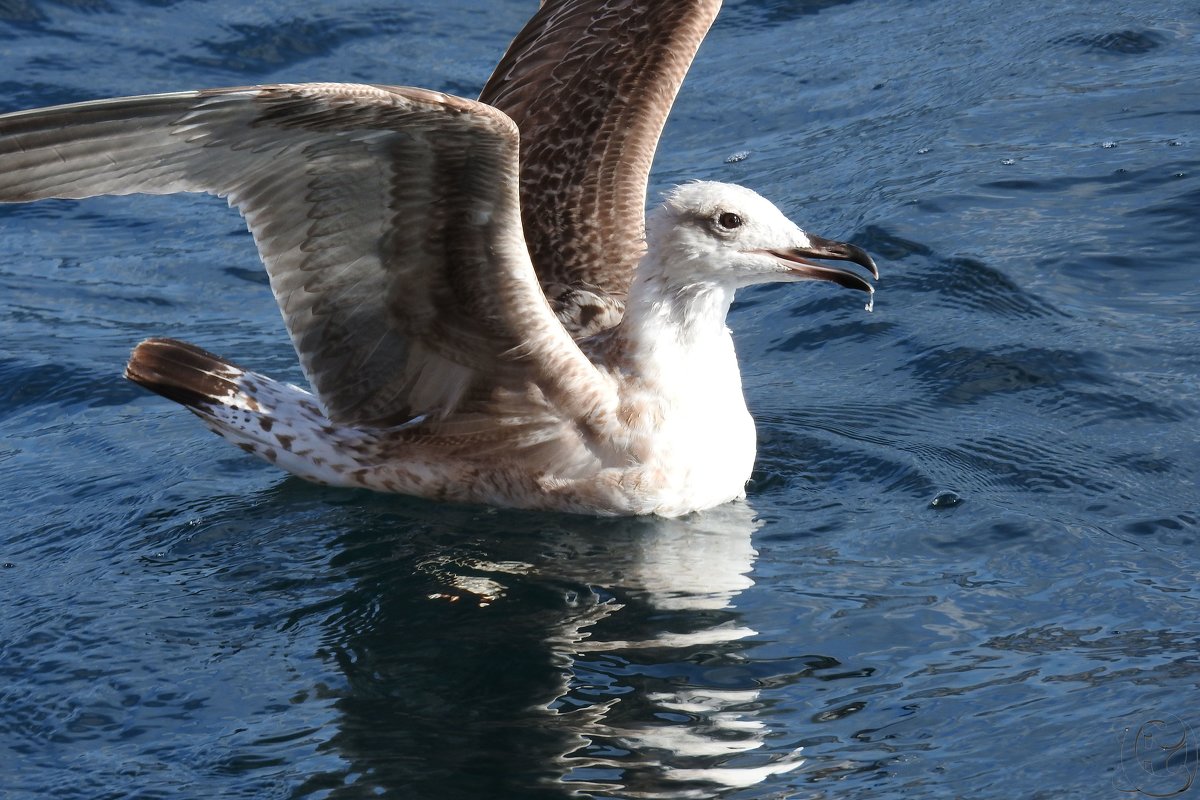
left=645, top=181, right=878, bottom=296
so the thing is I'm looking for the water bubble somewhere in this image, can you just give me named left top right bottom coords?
left=929, top=491, right=963, bottom=510
left=917, top=147, right=931, bottom=155
left=725, top=150, right=751, bottom=163
left=1001, top=158, right=1015, bottom=166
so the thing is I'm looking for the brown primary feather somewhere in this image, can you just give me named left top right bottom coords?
left=480, top=0, right=723, bottom=336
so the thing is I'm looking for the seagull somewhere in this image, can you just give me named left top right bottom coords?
left=0, top=0, right=877, bottom=517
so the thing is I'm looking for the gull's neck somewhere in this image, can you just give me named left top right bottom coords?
left=613, top=254, right=740, bottom=383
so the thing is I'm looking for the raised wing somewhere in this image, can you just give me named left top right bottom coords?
left=480, top=0, right=722, bottom=337
left=0, top=84, right=613, bottom=426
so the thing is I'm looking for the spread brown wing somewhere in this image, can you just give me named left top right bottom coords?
left=0, top=84, right=614, bottom=426
left=479, top=0, right=722, bottom=337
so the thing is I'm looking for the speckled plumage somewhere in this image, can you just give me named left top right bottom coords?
left=480, top=0, right=723, bottom=336
left=0, top=1, right=877, bottom=516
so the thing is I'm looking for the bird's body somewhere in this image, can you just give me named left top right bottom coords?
left=0, top=2, right=877, bottom=516
left=138, top=316, right=755, bottom=517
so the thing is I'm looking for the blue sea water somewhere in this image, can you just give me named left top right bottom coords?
left=1, top=1, right=1198, bottom=798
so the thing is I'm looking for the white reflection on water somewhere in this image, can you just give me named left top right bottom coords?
left=418, top=502, right=804, bottom=798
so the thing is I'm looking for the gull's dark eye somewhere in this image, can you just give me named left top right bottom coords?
left=717, top=211, right=743, bottom=230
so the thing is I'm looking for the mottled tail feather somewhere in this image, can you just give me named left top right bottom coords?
left=124, top=337, right=372, bottom=486
left=125, top=337, right=242, bottom=410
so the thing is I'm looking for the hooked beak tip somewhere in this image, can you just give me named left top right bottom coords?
left=759, top=234, right=880, bottom=295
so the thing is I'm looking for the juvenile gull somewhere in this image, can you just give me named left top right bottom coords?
left=0, top=0, right=877, bottom=517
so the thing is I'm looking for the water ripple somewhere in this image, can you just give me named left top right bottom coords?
left=1055, top=29, right=1171, bottom=56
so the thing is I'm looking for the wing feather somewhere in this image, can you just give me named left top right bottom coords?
left=480, top=0, right=722, bottom=336
left=0, top=83, right=614, bottom=426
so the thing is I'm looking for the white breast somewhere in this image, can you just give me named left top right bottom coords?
left=632, top=329, right=757, bottom=516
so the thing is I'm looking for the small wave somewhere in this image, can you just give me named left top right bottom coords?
left=1054, top=29, right=1170, bottom=56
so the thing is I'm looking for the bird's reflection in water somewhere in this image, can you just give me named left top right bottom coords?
left=306, top=499, right=804, bottom=799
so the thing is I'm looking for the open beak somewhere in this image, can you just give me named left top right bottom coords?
left=758, top=234, right=879, bottom=295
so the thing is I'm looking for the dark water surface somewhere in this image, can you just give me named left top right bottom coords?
left=2, top=1, right=1198, bottom=798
